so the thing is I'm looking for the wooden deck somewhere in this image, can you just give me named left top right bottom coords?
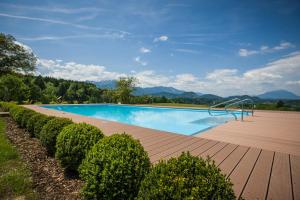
left=23, top=105, right=300, bottom=199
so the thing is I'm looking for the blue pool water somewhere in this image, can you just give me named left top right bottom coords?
left=42, top=104, right=247, bottom=135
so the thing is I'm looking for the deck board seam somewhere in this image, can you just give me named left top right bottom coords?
left=216, top=145, right=239, bottom=167
left=265, top=151, right=275, bottom=200
left=239, top=149, right=262, bottom=199
left=148, top=137, right=195, bottom=156
left=227, top=147, right=250, bottom=178
left=151, top=138, right=202, bottom=158
left=211, top=143, right=229, bottom=158
left=199, top=141, right=220, bottom=156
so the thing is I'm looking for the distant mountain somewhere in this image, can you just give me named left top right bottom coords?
left=89, top=80, right=116, bottom=89
left=257, top=90, right=300, bottom=100
left=133, top=86, right=184, bottom=96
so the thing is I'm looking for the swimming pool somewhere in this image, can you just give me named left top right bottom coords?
left=42, top=104, right=247, bottom=135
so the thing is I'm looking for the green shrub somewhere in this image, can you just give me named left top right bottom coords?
left=79, top=134, right=150, bottom=200
left=20, top=110, right=36, bottom=128
left=137, top=152, right=236, bottom=200
left=55, top=123, right=104, bottom=172
left=10, top=107, right=27, bottom=126
left=0, top=102, right=17, bottom=112
left=26, top=113, right=43, bottom=137
left=33, top=115, right=54, bottom=138
left=39, top=118, right=73, bottom=155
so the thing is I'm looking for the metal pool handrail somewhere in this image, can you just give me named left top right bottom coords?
left=208, top=98, right=240, bottom=116
left=225, top=98, right=254, bottom=121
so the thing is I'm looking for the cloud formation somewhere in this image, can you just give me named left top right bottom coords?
left=37, top=52, right=300, bottom=96
left=134, top=57, right=148, bottom=66
left=139, top=47, right=151, bottom=53
left=153, top=35, right=168, bottom=42
left=238, top=42, right=295, bottom=57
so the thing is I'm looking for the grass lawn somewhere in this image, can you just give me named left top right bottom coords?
left=0, top=117, right=36, bottom=199
left=148, top=103, right=209, bottom=108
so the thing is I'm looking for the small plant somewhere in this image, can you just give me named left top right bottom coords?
left=40, top=117, right=73, bottom=155
left=137, top=152, right=236, bottom=200
left=79, top=133, right=150, bottom=200
left=33, top=115, right=54, bottom=138
left=55, top=123, right=104, bottom=172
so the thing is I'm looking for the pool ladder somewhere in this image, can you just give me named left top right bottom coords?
left=208, top=98, right=254, bottom=121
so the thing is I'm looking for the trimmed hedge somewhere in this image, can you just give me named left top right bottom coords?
left=26, top=113, right=44, bottom=137
left=40, top=117, right=73, bottom=155
left=79, top=134, right=150, bottom=200
left=20, top=110, right=36, bottom=128
left=55, top=123, right=104, bottom=172
left=137, top=152, right=236, bottom=200
left=10, top=106, right=27, bottom=125
left=33, top=115, right=54, bottom=138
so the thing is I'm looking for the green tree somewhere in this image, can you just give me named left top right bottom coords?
left=33, top=75, right=46, bottom=90
left=0, top=74, right=27, bottom=102
left=116, top=77, right=137, bottom=104
left=0, top=33, right=36, bottom=74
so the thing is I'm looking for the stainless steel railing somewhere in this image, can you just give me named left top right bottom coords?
left=225, top=98, right=254, bottom=121
left=208, top=98, right=240, bottom=116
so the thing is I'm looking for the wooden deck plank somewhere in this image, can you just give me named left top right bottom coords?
left=212, top=143, right=238, bottom=166
left=290, top=155, right=300, bottom=200
left=267, top=152, right=293, bottom=200
left=218, top=146, right=249, bottom=176
left=153, top=139, right=210, bottom=163
left=200, top=142, right=228, bottom=158
left=190, top=140, right=219, bottom=156
left=241, top=150, right=274, bottom=200
left=228, top=148, right=261, bottom=198
left=149, top=137, right=200, bottom=160
left=148, top=136, right=194, bottom=156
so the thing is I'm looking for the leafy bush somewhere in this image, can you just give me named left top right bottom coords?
left=39, top=117, right=73, bottom=155
left=26, top=113, right=44, bottom=137
left=20, top=110, right=36, bottom=128
left=0, top=102, right=17, bottom=112
left=79, top=134, right=150, bottom=200
left=137, top=152, right=236, bottom=200
left=55, top=123, right=104, bottom=172
left=10, top=107, right=27, bottom=126
left=33, top=115, right=54, bottom=138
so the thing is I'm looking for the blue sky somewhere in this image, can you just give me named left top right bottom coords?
left=1, top=0, right=300, bottom=96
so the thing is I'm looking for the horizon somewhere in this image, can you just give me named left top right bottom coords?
left=1, top=0, right=300, bottom=96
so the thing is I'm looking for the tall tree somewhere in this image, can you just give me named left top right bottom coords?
left=0, top=33, right=36, bottom=74
left=116, top=77, right=137, bottom=104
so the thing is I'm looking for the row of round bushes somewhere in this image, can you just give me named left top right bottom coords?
left=0, top=102, right=236, bottom=200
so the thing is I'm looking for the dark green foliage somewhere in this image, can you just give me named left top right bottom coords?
left=79, top=134, right=150, bottom=200
left=0, top=33, right=36, bottom=74
left=33, top=115, right=54, bottom=138
left=39, top=118, right=73, bottom=155
left=137, top=152, right=236, bottom=200
left=26, top=113, right=43, bottom=137
left=276, top=100, right=285, bottom=108
left=20, top=110, right=35, bottom=128
left=55, top=123, right=104, bottom=172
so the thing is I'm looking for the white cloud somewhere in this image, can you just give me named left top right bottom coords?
left=134, top=56, right=147, bottom=66
left=175, top=48, right=201, bottom=54
left=0, top=13, right=129, bottom=35
left=37, top=59, right=126, bottom=81
left=37, top=51, right=300, bottom=96
left=238, top=49, right=258, bottom=57
left=139, top=47, right=151, bottom=53
left=238, top=41, right=295, bottom=57
left=153, top=35, right=168, bottom=42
